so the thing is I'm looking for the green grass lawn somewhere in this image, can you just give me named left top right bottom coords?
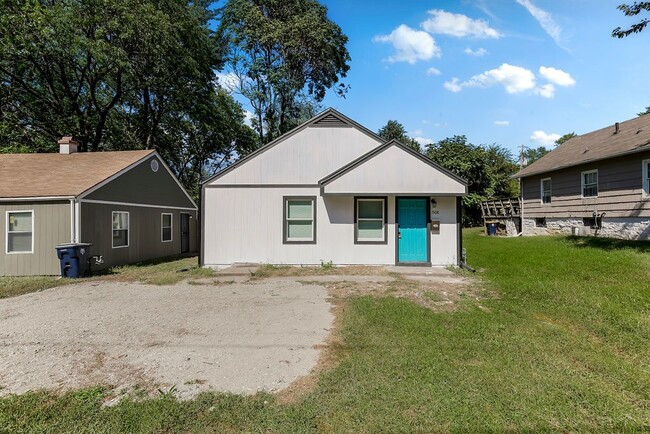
left=1, top=230, right=649, bottom=432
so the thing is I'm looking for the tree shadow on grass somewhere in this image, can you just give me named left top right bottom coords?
left=566, top=236, right=650, bottom=253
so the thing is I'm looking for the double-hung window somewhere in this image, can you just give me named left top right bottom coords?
left=355, top=197, right=387, bottom=243
left=6, top=211, right=33, bottom=254
left=112, top=211, right=129, bottom=248
left=161, top=213, right=173, bottom=242
left=540, top=178, right=552, bottom=204
left=643, top=160, right=650, bottom=198
left=284, top=197, right=316, bottom=243
left=581, top=170, right=598, bottom=197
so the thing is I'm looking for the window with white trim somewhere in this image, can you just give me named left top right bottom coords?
left=161, top=213, right=173, bottom=242
left=581, top=170, right=598, bottom=197
left=643, top=160, right=650, bottom=198
left=355, top=197, right=386, bottom=243
left=541, top=178, right=552, bottom=204
left=6, top=211, right=33, bottom=253
left=112, top=211, right=129, bottom=248
left=284, top=197, right=316, bottom=243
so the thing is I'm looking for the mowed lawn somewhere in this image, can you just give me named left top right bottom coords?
left=1, top=229, right=650, bottom=432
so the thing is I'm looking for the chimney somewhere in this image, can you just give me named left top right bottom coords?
left=58, top=136, right=79, bottom=154
left=614, top=122, right=620, bottom=134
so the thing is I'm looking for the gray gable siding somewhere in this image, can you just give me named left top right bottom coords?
left=83, top=155, right=195, bottom=209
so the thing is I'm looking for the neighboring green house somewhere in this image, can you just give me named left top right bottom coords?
left=0, top=137, right=198, bottom=276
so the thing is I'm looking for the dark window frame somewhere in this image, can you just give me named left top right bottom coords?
left=581, top=170, right=598, bottom=198
left=354, top=196, right=388, bottom=245
left=283, top=196, right=317, bottom=244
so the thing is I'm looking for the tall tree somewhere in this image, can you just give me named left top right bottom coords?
left=218, top=0, right=351, bottom=144
left=425, top=136, right=518, bottom=226
left=522, top=146, right=551, bottom=165
left=613, top=2, right=650, bottom=37
left=0, top=0, right=255, bottom=192
left=555, top=132, right=577, bottom=146
left=377, top=120, right=422, bottom=152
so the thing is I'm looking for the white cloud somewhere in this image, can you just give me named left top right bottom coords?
left=413, top=137, right=433, bottom=146
left=215, top=72, right=240, bottom=92
left=531, top=130, right=560, bottom=145
left=494, top=120, right=510, bottom=126
left=422, top=10, right=501, bottom=38
left=451, top=63, right=536, bottom=94
left=243, top=110, right=255, bottom=127
left=539, top=66, right=575, bottom=87
left=464, top=47, right=488, bottom=56
left=443, top=77, right=463, bottom=93
left=374, top=25, right=441, bottom=63
left=534, top=83, right=555, bottom=98
left=426, top=67, right=442, bottom=76
left=515, top=0, right=564, bottom=48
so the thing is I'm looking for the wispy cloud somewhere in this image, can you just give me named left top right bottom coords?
left=515, top=0, right=566, bottom=49
left=464, top=47, right=488, bottom=57
left=422, top=10, right=501, bottom=38
left=494, top=120, right=510, bottom=126
left=426, top=67, right=442, bottom=76
left=374, top=25, right=441, bottom=64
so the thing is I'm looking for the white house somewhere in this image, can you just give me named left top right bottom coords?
left=201, top=109, right=467, bottom=269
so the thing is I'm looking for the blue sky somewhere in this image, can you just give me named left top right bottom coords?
left=315, top=0, right=650, bottom=155
left=222, top=1, right=650, bottom=156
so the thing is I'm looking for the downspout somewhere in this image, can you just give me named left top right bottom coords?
left=69, top=199, right=75, bottom=243
left=199, top=183, right=204, bottom=267
left=74, top=200, right=81, bottom=242
left=518, top=177, right=524, bottom=236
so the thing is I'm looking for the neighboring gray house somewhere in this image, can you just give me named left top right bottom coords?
left=201, top=109, right=467, bottom=269
left=0, top=137, right=198, bottom=276
left=513, top=114, right=650, bottom=240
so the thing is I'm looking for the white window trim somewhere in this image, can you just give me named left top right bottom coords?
left=284, top=197, right=316, bottom=243
left=540, top=178, right=552, bottom=204
left=581, top=169, right=598, bottom=198
left=161, top=213, right=173, bottom=243
left=112, top=211, right=130, bottom=249
left=641, top=160, right=650, bottom=199
left=5, top=210, right=34, bottom=254
left=356, top=198, right=386, bottom=242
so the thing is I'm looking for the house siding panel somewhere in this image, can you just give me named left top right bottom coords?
left=522, top=151, right=650, bottom=218
left=203, top=188, right=459, bottom=267
left=208, top=127, right=382, bottom=186
left=0, top=201, right=71, bottom=276
left=80, top=202, right=197, bottom=269
left=83, top=155, right=196, bottom=209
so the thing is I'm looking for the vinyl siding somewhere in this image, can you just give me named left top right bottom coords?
left=80, top=202, right=197, bottom=269
left=522, top=151, right=650, bottom=218
left=208, top=127, right=382, bottom=185
left=202, top=188, right=459, bottom=266
left=83, top=154, right=196, bottom=209
left=0, top=201, right=71, bottom=276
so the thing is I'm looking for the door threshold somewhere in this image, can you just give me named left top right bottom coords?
left=394, top=262, right=432, bottom=267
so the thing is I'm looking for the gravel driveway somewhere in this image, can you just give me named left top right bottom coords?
left=0, top=280, right=332, bottom=399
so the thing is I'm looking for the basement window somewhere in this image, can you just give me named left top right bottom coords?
left=6, top=210, right=33, bottom=254
left=535, top=217, right=546, bottom=228
left=583, top=217, right=597, bottom=229
left=112, top=211, right=129, bottom=248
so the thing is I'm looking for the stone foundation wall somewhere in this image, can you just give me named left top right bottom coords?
left=523, top=217, right=650, bottom=240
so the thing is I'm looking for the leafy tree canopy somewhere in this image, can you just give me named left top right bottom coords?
left=522, top=146, right=551, bottom=166
left=377, top=120, right=422, bottom=152
left=425, top=136, right=519, bottom=226
left=555, top=132, right=577, bottom=146
left=638, top=104, right=650, bottom=116
left=0, top=0, right=256, bottom=198
left=218, top=0, right=351, bottom=144
left=613, top=2, right=650, bottom=37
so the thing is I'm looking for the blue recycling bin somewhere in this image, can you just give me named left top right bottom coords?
left=55, top=243, right=92, bottom=278
left=487, top=223, right=497, bottom=236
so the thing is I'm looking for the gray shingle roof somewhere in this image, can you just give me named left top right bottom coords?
left=513, top=114, right=650, bottom=178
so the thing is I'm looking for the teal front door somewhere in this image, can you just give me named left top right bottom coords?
left=397, top=198, right=428, bottom=263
